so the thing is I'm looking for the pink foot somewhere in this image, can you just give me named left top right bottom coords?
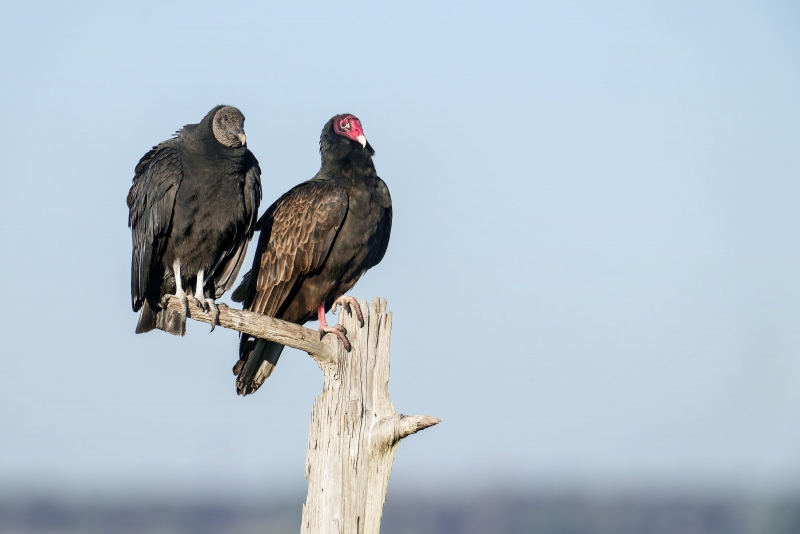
left=318, top=303, right=351, bottom=351
left=331, top=295, right=364, bottom=327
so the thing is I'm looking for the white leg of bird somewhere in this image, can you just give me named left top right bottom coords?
left=188, top=269, right=207, bottom=311
left=176, top=261, right=189, bottom=320
left=159, top=260, right=189, bottom=321
left=190, top=269, right=220, bottom=331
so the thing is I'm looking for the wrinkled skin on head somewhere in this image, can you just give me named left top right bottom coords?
left=212, top=106, right=247, bottom=148
left=320, top=114, right=374, bottom=164
left=333, top=114, right=367, bottom=147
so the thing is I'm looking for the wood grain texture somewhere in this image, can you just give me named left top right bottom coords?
left=301, top=298, right=440, bottom=534
left=162, top=295, right=334, bottom=363
left=164, top=294, right=439, bottom=533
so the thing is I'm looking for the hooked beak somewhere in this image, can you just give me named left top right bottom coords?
left=355, top=134, right=367, bottom=148
left=238, top=132, right=247, bottom=146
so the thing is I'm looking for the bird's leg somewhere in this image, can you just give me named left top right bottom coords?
left=159, top=261, right=189, bottom=327
left=187, top=270, right=207, bottom=311
left=318, top=303, right=351, bottom=351
left=174, top=262, right=189, bottom=318
left=331, top=295, right=364, bottom=327
left=189, top=270, right=220, bottom=331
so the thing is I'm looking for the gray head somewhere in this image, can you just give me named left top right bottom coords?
left=212, top=106, right=247, bottom=148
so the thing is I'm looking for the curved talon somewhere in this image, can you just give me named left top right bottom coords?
left=205, top=298, right=220, bottom=332
left=187, top=295, right=205, bottom=312
left=319, top=324, right=351, bottom=351
left=333, top=296, right=364, bottom=327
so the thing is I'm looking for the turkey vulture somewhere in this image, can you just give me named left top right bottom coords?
left=232, top=113, right=392, bottom=395
left=127, top=105, right=262, bottom=336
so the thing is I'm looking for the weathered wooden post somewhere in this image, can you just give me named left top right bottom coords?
left=165, top=295, right=439, bottom=533
left=301, top=298, right=439, bottom=534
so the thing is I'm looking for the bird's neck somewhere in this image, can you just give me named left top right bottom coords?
left=319, top=142, right=375, bottom=178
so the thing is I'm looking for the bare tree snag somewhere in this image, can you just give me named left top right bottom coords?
left=301, top=298, right=439, bottom=534
left=163, top=295, right=439, bottom=533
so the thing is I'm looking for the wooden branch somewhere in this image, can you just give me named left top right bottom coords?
left=164, top=294, right=439, bottom=533
left=163, top=296, right=334, bottom=363
left=398, top=414, right=441, bottom=440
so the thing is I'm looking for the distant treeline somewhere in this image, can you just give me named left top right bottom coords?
left=1, top=492, right=799, bottom=534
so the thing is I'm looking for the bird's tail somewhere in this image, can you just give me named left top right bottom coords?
left=230, top=270, right=251, bottom=303
left=233, top=337, right=284, bottom=396
left=135, top=300, right=185, bottom=336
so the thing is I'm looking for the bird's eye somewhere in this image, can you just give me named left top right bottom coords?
left=340, top=120, right=351, bottom=132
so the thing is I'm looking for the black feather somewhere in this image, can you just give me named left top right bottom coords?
left=127, top=106, right=262, bottom=335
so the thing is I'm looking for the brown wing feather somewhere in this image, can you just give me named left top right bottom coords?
left=246, top=179, right=348, bottom=318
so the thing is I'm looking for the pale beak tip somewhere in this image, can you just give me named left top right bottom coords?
left=238, top=133, right=247, bottom=146
left=356, top=134, right=367, bottom=148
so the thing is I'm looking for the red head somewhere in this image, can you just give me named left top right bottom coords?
left=333, top=114, right=367, bottom=148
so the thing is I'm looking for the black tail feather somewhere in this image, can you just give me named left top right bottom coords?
left=234, top=337, right=284, bottom=395
left=135, top=300, right=185, bottom=336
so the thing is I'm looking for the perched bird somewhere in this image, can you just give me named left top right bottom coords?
left=127, top=105, right=262, bottom=336
left=232, top=114, right=392, bottom=395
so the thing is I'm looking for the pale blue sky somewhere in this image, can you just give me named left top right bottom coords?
left=1, top=0, right=800, bottom=499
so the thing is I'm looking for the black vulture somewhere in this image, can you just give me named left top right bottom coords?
left=127, top=105, right=262, bottom=336
left=232, top=114, right=392, bottom=395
